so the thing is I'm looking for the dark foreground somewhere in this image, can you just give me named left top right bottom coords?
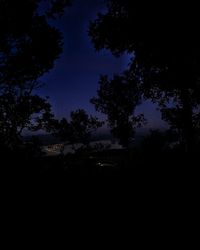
left=1, top=147, right=198, bottom=184
left=1, top=147, right=198, bottom=224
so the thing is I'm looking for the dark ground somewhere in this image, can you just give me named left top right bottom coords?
left=2, top=146, right=198, bottom=184
left=1, top=146, right=198, bottom=224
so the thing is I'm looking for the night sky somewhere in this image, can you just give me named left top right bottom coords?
left=39, top=0, right=166, bottom=129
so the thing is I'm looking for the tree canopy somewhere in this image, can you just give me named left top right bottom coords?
left=54, top=109, right=103, bottom=147
left=0, top=0, right=71, bottom=149
left=91, top=67, right=145, bottom=146
left=89, top=0, right=200, bottom=151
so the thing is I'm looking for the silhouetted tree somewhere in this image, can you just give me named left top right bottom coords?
left=91, top=69, right=145, bottom=146
left=0, top=0, right=71, bottom=149
left=89, top=0, right=200, bottom=152
left=160, top=104, right=200, bottom=152
left=142, top=130, right=171, bottom=154
left=0, top=93, right=54, bottom=149
left=55, top=109, right=103, bottom=148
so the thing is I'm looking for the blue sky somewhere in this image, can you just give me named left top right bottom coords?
left=38, top=0, right=166, bottom=129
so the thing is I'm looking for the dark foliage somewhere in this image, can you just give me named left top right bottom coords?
left=91, top=67, right=145, bottom=146
left=54, top=109, right=103, bottom=147
left=89, top=0, right=200, bottom=152
left=0, top=0, right=71, bottom=149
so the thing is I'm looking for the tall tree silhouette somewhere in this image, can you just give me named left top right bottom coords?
left=0, top=0, right=71, bottom=149
left=91, top=68, right=145, bottom=146
left=89, top=0, right=200, bottom=152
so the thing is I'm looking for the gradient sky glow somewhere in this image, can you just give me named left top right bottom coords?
left=39, top=0, right=166, bottom=129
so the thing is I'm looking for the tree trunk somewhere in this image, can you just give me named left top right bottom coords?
left=180, top=89, right=194, bottom=153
